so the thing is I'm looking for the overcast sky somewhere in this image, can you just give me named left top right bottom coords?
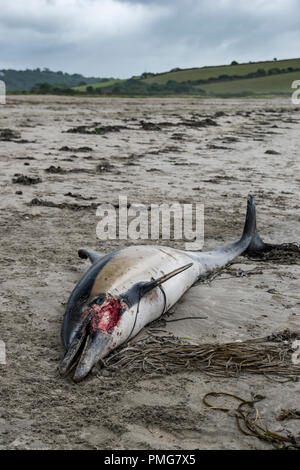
left=0, top=0, right=300, bottom=78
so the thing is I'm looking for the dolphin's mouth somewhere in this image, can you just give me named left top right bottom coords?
left=59, top=297, right=122, bottom=381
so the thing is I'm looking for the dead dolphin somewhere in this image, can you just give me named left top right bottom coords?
left=60, top=195, right=265, bottom=381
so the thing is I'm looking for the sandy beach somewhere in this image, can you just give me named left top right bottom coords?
left=0, top=95, right=299, bottom=449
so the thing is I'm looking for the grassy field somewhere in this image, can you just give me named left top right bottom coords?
left=197, top=69, right=300, bottom=96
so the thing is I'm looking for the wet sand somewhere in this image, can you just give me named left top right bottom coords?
left=0, top=95, right=299, bottom=449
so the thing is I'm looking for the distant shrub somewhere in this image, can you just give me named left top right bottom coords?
left=218, top=74, right=230, bottom=80
left=268, top=68, right=280, bottom=75
left=31, top=82, right=51, bottom=93
left=141, top=72, right=154, bottom=79
left=112, top=86, right=121, bottom=94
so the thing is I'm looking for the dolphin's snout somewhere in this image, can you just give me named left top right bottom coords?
left=60, top=297, right=122, bottom=381
left=72, top=330, right=112, bottom=382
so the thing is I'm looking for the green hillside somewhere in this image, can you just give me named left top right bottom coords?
left=196, top=70, right=300, bottom=96
left=142, top=58, right=300, bottom=85
left=70, top=58, right=300, bottom=97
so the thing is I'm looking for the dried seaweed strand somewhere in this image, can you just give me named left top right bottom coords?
left=203, top=392, right=300, bottom=449
left=103, top=329, right=300, bottom=381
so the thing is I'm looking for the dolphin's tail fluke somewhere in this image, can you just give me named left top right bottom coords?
left=240, top=194, right=257, bottom=244
left=212, top=194, right=258, bottom=255
left=245, top=230, right=266, bottom=253
left=190, top=195, right=264, bottom=270
left=240, top=194, right=266, bottom=252
left=242, top=194, right=266, bottom=253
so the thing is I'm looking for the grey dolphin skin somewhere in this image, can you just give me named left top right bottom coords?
left=60, top=195, right=265, bottom=382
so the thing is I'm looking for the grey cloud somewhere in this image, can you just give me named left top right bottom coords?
left=0, top=0, right=299, bottom=77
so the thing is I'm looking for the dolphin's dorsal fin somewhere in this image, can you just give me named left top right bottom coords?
left=78, top=248, right=105, bottom=264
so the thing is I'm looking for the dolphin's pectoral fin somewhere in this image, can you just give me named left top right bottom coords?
left=141, top=263, right=193, bottom=295
left=141, top=263, right=195, bottom=300
left=78, top=248, right=105, bottom=264
left=121, top=263, right=193, bottom=308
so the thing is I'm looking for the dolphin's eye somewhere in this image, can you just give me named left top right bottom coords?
left=94, top=294, right=106, bottom=306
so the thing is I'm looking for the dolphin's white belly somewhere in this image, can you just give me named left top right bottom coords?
left=104, top=245, right=202, bottom=348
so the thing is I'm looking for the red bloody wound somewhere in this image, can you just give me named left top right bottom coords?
left=88, top=298, right=121, bottom=334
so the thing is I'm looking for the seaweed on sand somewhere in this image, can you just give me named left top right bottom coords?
left=102, top=329, right=300, bottom=381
